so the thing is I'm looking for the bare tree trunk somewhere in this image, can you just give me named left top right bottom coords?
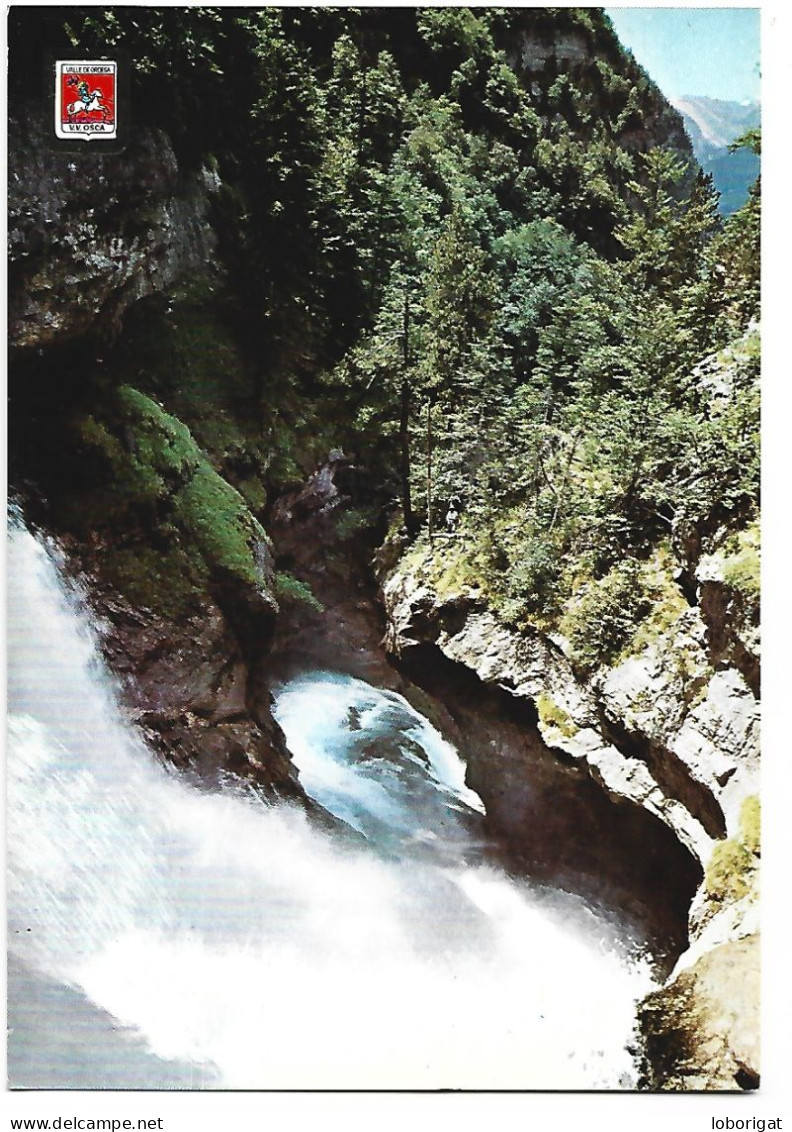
left=549, top=430, right=580, bottom=532
left=400, top=294, right=415, bottom=537
left=400, top=377, right=414, bottom=534
left=426, top=397, right=434, bottom=546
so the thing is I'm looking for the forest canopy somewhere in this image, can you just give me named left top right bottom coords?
left=9, top=7, right=760, bottom=660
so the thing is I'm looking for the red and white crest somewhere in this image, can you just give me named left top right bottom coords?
left=55, top=61, right=117, bottom=141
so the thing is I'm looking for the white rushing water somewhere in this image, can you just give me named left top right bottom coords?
left=272, top=670, right=486, bottom=861
left=8, top=520, right=656, bottom=1089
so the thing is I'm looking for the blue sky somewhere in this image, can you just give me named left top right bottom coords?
left=605, top=8, right=760, bottom=103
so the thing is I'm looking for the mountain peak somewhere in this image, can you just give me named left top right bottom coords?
left=670, top=95, right=760, bottom=151
left=670, top=96, right=760, bottom=216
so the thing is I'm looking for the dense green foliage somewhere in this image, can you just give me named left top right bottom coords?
left=10, top=8, right=760, bottom=664
left=10, top=7, right=700, bottom=363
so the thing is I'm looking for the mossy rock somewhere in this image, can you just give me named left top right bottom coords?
left=740, top=795, right=760, bottom=856
left=172, top=459, right=267, bottom=591
left=702, top=519, right=760, bottom=603
left=535, top=692, right=578, bottom=739
left=106, top=288, right=312, bottom=501
left=55, top=384, right=277, bottom=639
left=705, top=839, right=754, bottom=904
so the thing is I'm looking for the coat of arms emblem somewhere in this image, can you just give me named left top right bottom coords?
left=55, top=61, right=117, bottom=140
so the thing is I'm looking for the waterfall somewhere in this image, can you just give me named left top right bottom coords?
left=7, top=519, right=656, bottom=1090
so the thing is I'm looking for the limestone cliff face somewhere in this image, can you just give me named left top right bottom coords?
left=381, top=552, right=759, bottom=1087
left=503, top=13, right=694, bottom=168
left=8, top=113, right=220, bottom=352
left=381, top=552, right=758, bottom=869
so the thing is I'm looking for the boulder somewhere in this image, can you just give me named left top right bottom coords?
left=638, top=934, right=760, bottom=1090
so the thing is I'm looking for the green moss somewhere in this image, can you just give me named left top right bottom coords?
left=705, top=797, right=761, bottom=905
left=722, top=548, right=760, bottom=596
left=274, top=571, right=324, bottom=613
left=112, top=389, right=270, bottom=595
left=102, top=541, right=207, bottom=618
left=705, top=839, right=754, bottom=904
left=57, top=387, right=200, bottom=533
left=535, top=692, right=578, bottom=738
left=173, top=461, right=268, bottom=589
left=55, top=384, right=272, bottom=612
left=235, top=475, right=268, bottom=516
left=115, top=385, right=200, bottom=491
left=740, top=795, right=761, bottom=856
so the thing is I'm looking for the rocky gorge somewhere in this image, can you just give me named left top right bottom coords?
left=8, top=7, right=760, bottom=1093
left=257, top=429, right=761, bottom=1087
left=379, top=466, right=760, bottom=1088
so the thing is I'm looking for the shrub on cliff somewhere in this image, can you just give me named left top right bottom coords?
left=560, top=559, right=651, bottom=671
